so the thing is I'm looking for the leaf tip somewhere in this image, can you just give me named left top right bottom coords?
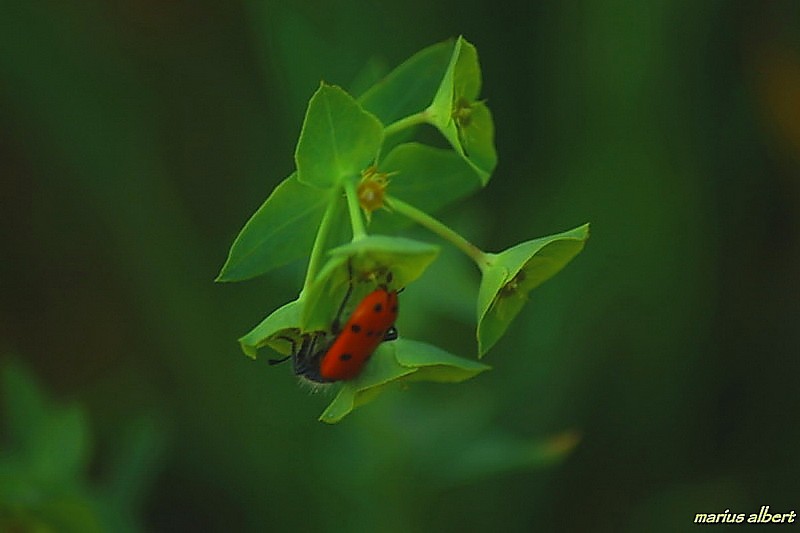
left=214, top=258, right=232, bottom=282
left=318, top=413, right=340, bottom=424
left=238, top=341, right=259, bottom=360
left=214, top=272, right=241, bottom=283
left=477, top=338, right=492, bottom=359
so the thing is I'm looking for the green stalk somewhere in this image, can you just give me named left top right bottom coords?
left=343, top=177, right=366, bottom=241
left=301, top=188, right=340, bottom=294
left=386, top=195, right=491, bottom=270
left=383, top=110, right=429, bottom=137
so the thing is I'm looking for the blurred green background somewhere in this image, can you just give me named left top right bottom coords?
left=2, top=0, right=799, bottom=531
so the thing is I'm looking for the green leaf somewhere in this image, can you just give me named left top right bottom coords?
left=301, top=236, right=439, bottom=332
left=318, top=386, right=357, bottom=424
left=319, top=344, right=416, bottom=424
left=358, top=39, right=455, bottom=125
left=428, top=38, right=463, bottom=131
left=441, top=430, right=581, bottom=483
left=319, top=339, right=489, bottom=423
left=1, top=361, right=90, bottom=484
left=299, top=254, right=352, bottom=334
left=1, top=360, right=49, bottom=452
left=295, top=83, right=384, bottom=188
left=238, top=299, right=304, bottom=359
left=395, top=338, right=491, bottom=382
left=348, top=56, right=389, bottom=99
left=425, top=37, right=497, bottom=184
left=370, top=143, right=481, bottom=232
left=456, top=101, right=496, bottom=180
left=477, top=224, right=590, bottom=356
left=453, top=38, right=482, bottom=102
left=104, top=417, right=163, bottom=512
left=216, top=174, right=331, bottom=282
left=28, top=406, right=89, bottom=484
left=330, top=235, right=441, bottom=287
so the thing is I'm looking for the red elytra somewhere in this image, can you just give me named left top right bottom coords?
left=318, top=287, right=398, bottom=381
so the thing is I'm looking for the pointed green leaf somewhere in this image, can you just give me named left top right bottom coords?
left=301, top=235, right=439, bottom=332
left=319, top=386, right=357, bottom=424
left=319, top=344, right=416, bottom=423
left=425, top=37, right=497, bottom=184
left=453, top=39, right=481, bottom=102
left=428, top=38, right=463, bottom=131
left=216, top=174, right=332, bottom=282
left=330, top=235, right=439, bottom=287
left=299, top=254, right=352, bottom=334
left=238, top=299, right=304, bottom=359
left=330, top=235, right=441, bottom=287
left=319, top=339, right=489, bottom=423
left=477, top=224, right=590, bottom=356
left=358, top=39, right=455, bottom=125
left=370, top=143, right=481, bottom=232
left=395, top=338, right=491, bottom=382
left=457, top=101, right=496, bottom=179
left=295, top=83, right=383, bottom=188
left=348, top=56, right=389, bottom=99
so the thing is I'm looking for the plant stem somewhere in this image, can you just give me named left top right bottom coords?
left=302, top=188, right=340, bottom=294
left=386, top=195, right=491, bottom=270
left=383, top=111, right=429, bottom=137
left=343, top=177, right=366, bottom=241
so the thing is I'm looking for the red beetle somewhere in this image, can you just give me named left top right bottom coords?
left=270, top=267, right=399, bottom=383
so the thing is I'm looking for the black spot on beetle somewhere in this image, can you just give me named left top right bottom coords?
left=374, top=303, right=383, bottom=313
left=351, top=324, right=361, bottom=333
left=340, top=353, right=352, bottom=361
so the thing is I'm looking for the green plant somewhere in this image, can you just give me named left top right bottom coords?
left=0, top=359, right=161, bottom=532
left=217, top=36, right=589, bottom=422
